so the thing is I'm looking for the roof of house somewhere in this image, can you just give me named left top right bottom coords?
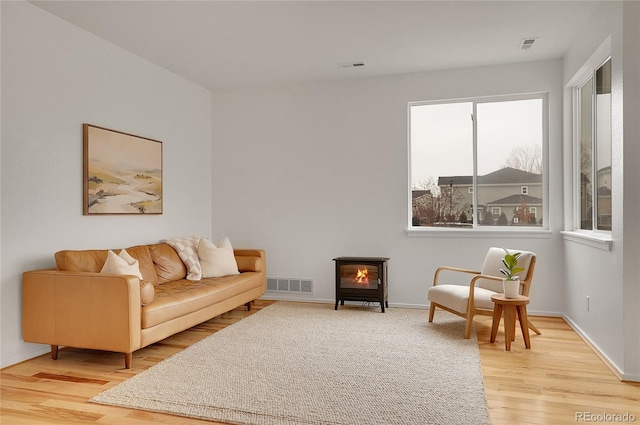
left=598, top=186, right=612, bottom=196
left=486, top=194, right=543, bottom=205
left=438, top=167, right=542, bottom=186
left=437, top=176, right=472, bottom=186
left=411, top=190, right=431, bottom=199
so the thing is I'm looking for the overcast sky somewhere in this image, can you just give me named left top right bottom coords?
left=410, top=98, right=543, bottom=188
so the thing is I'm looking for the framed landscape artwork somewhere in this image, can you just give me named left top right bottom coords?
left=83, top=124, right=163, bottom=215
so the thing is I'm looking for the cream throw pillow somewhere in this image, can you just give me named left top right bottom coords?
left=100, top=249, right=143, bottom=279
left=199, top=237, right=240, bottom=278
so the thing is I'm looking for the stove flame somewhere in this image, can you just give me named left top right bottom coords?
left=355, top=268, right=369, bottom=284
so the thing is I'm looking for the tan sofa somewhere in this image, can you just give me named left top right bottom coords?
left=22, top=243, right=266, bottom=368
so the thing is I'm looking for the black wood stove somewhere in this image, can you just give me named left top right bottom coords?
left=333, top=257, right=389, bottom=313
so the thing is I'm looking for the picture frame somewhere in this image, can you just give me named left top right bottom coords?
left=83, top=124, right=163, bottom=215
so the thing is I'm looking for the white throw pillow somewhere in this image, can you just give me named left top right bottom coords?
left=199, top=237, right=240, bottom=278
left=100, top=249, right=143, bottom=279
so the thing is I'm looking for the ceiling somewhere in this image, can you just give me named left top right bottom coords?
left=30, top=1, right=601, bottom=91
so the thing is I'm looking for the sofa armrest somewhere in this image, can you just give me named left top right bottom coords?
left=234, top=249, right=266, bottom=273
left=22, top=269, right=142, bottom=354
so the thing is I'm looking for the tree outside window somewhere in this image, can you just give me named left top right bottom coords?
left=409, top=95, right=546, bottom=229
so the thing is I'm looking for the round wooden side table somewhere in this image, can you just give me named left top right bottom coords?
left=490, top=294, right=531, bottom=351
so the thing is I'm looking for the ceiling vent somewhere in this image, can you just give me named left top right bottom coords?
left=338, top=62, right=366, bottom=68
left=518, top=38, right=538, bottom=51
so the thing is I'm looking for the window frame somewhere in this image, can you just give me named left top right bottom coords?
left=407, top=93, right=550, bottom=236
left=572, top=56, right=612, bottom=235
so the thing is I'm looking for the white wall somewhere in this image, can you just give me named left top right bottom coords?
left=0, top=1, right=3, bottom=366
left=3, top=0, right=637, bottom=382
left=1, top=1, right=212, bottom=367
left=212, top=59, right=564, bottom=314
left=562, top=0, right=640, bottom=381
left=621, top=0, right=640, bottom=383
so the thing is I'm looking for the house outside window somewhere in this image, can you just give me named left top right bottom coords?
left=409, top=94, right=546, bottom=229
left=576, top=58, right=612, bottom=231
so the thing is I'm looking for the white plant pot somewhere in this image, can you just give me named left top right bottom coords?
left=503, top=278, right=520, bottom=299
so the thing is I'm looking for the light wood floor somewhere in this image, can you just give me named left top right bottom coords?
left=2, top=300, right=639, bottom=425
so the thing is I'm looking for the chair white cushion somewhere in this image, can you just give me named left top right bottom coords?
left=473, top=287, right=500, bottom=310
left=427, top=284, right=469, bottom=314
left=428, top=284, right=499, bottom=313
left=477, top=247, right=534, bottom=293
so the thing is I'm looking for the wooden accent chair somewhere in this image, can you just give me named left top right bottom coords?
left=427, top=247, right=541, bottom=339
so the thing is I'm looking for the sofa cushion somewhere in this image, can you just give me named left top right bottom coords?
left=55, top=249, right=107, bottom=273
left=141, top=273, right=263, bottom=329
left=163, top=237, right=202, bottom=281
left=199, top=237, right=240, bottom=278
left=149, top=243, right=187, bottom=284
left=126, top=245, right=160, bottom=286
left=55, top=245, right=158, bottom=286
left=100, top=249, right=143, bottom=279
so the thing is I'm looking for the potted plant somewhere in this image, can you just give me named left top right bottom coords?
left=499, top=249, right=524, bottom=298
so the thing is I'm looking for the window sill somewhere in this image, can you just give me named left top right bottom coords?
left=561, top=231, right=613, bottom=251
left=406, top=228, right=553, bottom=238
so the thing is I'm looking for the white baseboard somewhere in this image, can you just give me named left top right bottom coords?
left=261, top=297, right=564, bottom=315
left=387, top=303, right=428, bottom=310
left=260, top=295, right=334, bottom=304
left=1, top=345, right=50, bottom=369
left=561, top=314, right=639, bottom=382
left=527, top=310, right=564, bottom=317
left=260, top=295, right=430, bottom=310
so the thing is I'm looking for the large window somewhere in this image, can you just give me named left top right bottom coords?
left=576, top=58, right=611, bottom=231
left=409, top=94, right=546, bottom=229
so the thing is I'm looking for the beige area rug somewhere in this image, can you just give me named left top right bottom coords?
left=91, top=302, right=490, bottom=425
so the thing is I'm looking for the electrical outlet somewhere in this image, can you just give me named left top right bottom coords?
left=586, top=296, right=590, bottom=312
